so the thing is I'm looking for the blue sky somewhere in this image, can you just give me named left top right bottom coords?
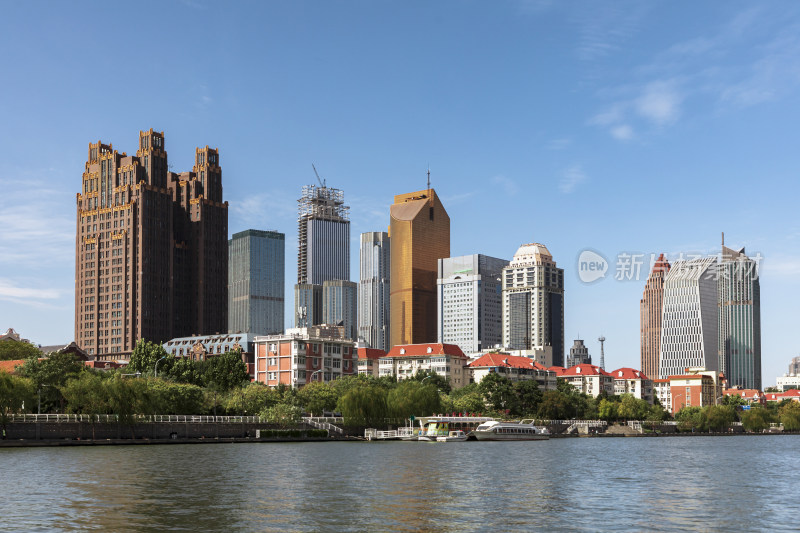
left=1, top=1, right=798, bottom=384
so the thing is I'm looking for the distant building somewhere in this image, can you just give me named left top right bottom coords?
left=566, top=339, right=591, bottom=368
left=253, top=325, right=356, bottom=388
left=722, top=387, right=765, bottom=405
left=668, top=374, right=715, bottom=414
left=357, top=345, right=385, bottom=377
left=163, top=333, right=256, bottom=378
left=776, top=374, right=800, bottom=392
left=294, top=284, right=322, bottom=328
left=610, top=367, right=654, bottom=403
left=765, top=390, right=800, bottom=403
left=717, top=241, right=762, bottom=390
left=380, top=343, right=468, bottom=389
left=322, top=280, right=358, bottom=340
left=551, top=364, right=613, bottom=398
left=0, top=328, right=31, bottom=344
left=358, top=232, right=390, bottom=351
left=659, top=258, right=718, bottom=379
left=640, top=254, right=670, bottom=379
left=653, top=379, right=671, bottom=410
left=75, top=130, right=228, bottom=359
left=389, top=186, right=450, bottom=346
left=502, top=243, right=565, bottom=366
left=437, top=254, right=508, bottom=355
left=789, top=356, right=800, bottom=375
left=228, top=229, right=285, bottom=335
left=295, top=183, right=350, bottom=331
left=468, top=352, right=557, bottom=390
left=505, top=347, right=553, bottom=368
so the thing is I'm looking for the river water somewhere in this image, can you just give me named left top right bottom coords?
left=1, top=436, right=796, bottom=532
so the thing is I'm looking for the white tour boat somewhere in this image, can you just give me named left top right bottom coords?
left=472, top=419, right=550, bottom=441
left=436, top=430, right=468, bottom=442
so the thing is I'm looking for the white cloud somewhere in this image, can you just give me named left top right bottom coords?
left=573, top=3, right=650, bottom=61
left=492, top=175, right=519, bottom=196
left=610, top=124, right=634, bottom=141
left=0, top=279, right=61, bottom=301
left=635, top=81, right=682, bottom=125
left=559, top=165, right=587, bottom=194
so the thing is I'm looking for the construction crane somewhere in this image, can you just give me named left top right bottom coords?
left=312, top=164, right=326, bottom=188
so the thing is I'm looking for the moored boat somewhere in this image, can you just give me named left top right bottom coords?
left=436, top=430, right=468, bottom=442
left=473, top=419, right=550, bottom=441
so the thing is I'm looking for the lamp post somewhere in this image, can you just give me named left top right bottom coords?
left=154, top=356, right=167, bottom=378
left=310, top=369, right=323, bottom=383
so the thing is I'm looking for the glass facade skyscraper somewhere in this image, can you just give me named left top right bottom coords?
left=358, top=232, right=390, bottom=351
left=228, top=229, right=285, bottom=335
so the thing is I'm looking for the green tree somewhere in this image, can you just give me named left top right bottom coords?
left=646, top=403, right=668, bottom=422
left=18, top=352, right=85, bottom=412
left=410, top=369, right=451, bottom=394
left=617, top=394, right=649, bottom=421
left=297, top=381, right=339, bottom=416
left=443, top=383, right=487, bottom=415
left=128, top=340, right=169, bottom=374
left=387, top=380, right=441, bottom=419
left=537, top=390, right=572, bottom=420
left=262, top=403, right=303, bottom=427
left=722, top=394, right=747, bottom=407
left=223, top=382, right=280, bottom=415
left=741, top=408, right=773, bottom=433
left=0, top=372, right=35, bottom=434
left=148, top=380, right=207, bottom=414
left=598, top=398, right=618, bottom=422
left=704, top=404, right=735, bottom=432
left=764, top=387, right=780, bottom=393
left=514, top=380, right=543, bottom=416
left=0, top=340, right=41, bottom=361
left=479, top=372, right=518, bottom=414
left=61, top=373, right=112, bottom=439
left=338, top=385, right=388, bottom=427
left=779, top=401, right=800, bottom=431
left=200, top=351, right=249, bottom=391
left=675, top=406, right=707, bottom=432
left=164, top=357, right=202, bottom=386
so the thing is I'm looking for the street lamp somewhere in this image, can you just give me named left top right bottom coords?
left=154, top=356, right=167, bottom=378
left=310, top=369, right=323, bottom=383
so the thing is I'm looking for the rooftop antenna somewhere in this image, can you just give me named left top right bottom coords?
left=598, top=335, right=606, bottom=370
left=722, top=231, right=725, bottom=246
left=312, top=163, right=325, bottom=188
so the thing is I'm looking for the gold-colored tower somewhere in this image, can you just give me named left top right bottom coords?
left=389, top=186, right=450, bottom=347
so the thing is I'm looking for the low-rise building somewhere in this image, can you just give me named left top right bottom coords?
left=468, top=352, right=557, bottom=390
left=776, top=374, right=800, bottom=392
left=253, top=325, right=355, bottom=388
left=722, top=387, right=765, bottom=405
left=381, top=343, right=469, bottom=389
left=552, top=364, right=614, bottom=398
left=765, top=389, right=800, bottom=403
left=610, top=367, right=654, bottom=404
left=163, top=333, right=256, bottom=378
left=654, top=378, right=671, bottom=409
left=357, top=347, right=385, bottom=377
left=668, top=374, right=715, bottom=414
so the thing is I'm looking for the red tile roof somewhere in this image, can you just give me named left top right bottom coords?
left=547, top=366, right=566, bottom=375
left=610, top=367, right=650, bottom=380
left=723, top=388, right=762, bottom=399
left=357, top=348, right=386, bottom=360
left=469, top=353, right=539, bottom=370
left=766, top=389, right=800, bottom=401
left=560, top=364, right=612, bottom=377
left=386, top=343, right=467, bottom=359
left=0, top=360, right=26, bottom=374
left=653, top=378, right=669, bottom=384
left=669, top=374, right=711, bottom=381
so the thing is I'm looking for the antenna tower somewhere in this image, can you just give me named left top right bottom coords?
left=598, top=335, right=606, bottom=370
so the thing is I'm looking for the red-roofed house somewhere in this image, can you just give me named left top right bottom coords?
left=468, top=352, right=557, bottom=390
left=723, top=388, right=765, bottom=405
left=381, top=343, right=469, bottom=389
left=0, top=360, right=26, bottom=374
left=558, top=364, right=614, bottom=397
left=547, top=366, right=566, bottom=376
left=610, top=367, right=654, bottom=403
left=765, top=389, right=800, bottom=403
left=357, top=347, right=385, bottom=377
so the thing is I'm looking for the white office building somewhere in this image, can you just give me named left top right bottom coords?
left=659, top=257, right=719, bottom=379
left=358, top=232, right=390, bottom=351
left=437, top=254, right=508, bottom=355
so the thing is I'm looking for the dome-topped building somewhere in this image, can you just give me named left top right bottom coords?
left=502, top=241, right=565, bottom=366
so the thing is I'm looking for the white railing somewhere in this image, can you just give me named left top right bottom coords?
left=303, top=417, right=343, bottom=434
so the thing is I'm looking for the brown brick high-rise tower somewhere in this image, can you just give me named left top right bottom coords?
left=75, top=129, right=228, bottom=359
left=640, top=253, right=670, bottom=378
left=389, top=186, right=450, bottom=347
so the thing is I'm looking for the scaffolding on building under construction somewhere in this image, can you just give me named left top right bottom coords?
left=297, top=184, right=350, bottom=283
